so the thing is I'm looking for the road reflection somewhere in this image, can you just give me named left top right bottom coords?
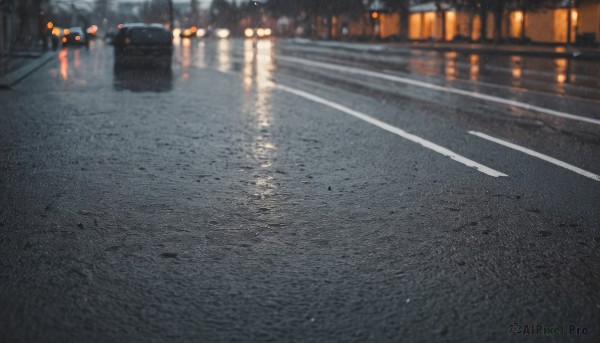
left=444, top=51, right=457, bottom=81
left=217, top=39, right=233, bottom=73
left=194, top=40, right=206, bottom=69
left=510, top=56, right=522, bottom=88
left=243, top=39, right=277, bottom=197
left=74, top=49, right=81, bottom=70
left=53, top=46, right=91, bottom=86
left=113, top=67, right=172, bottom=92
left=389, top=48, right=600, bottom=100
left=59, top=49, right=68, bottom=80
left=469, top=54, right=479, bottom=82
left=555, top=58, right=571, bottom=84
left=181, top=38, right=192, bottom=68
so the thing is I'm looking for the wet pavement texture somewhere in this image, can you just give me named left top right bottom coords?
left=0, top=38, right=599, bottom=342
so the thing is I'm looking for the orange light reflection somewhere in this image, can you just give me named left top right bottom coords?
left=74, top=50, right=80, bottom=69
left=59, top=49, right=68, bottom=80
left=510, top=56, right=522, bottom=87
left=469, top=54, right=479, bottom=81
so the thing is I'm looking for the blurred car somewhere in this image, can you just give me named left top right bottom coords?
left=244, top=28, right=272, bottom=39
left=62, top=27, right=88, bottom=47
left=179, top=26, right=200, bottom=38
left=195, top=28, right=207, bottom=38
left=113, top=24, right=173, bottom=69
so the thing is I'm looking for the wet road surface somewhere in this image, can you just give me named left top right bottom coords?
left=1, top=38, right=599, bottom=342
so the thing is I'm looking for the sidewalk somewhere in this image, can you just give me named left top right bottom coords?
left=0, top=49, right=55, bottom=89
left=290, top=38, right=600, bottom=60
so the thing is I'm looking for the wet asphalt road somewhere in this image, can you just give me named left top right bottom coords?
left=0, top=38, right=599, bottom=342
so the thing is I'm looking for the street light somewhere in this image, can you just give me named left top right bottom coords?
left=169, top=0, right=174, bottom=32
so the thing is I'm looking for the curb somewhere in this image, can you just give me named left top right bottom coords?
left=0, top=51, right=55, bottom=89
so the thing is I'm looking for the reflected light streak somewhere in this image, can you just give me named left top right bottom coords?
left=59, top=49, right=68, bottom=80
left=243, top=39, right=254, bottom=92
left=555, top=58, right=568, bottom=85
left=243, top=38, right=277, bottom=196
left=469, top=54, right=479, bottom=81
left=181, top=38, right=191, bottom=68
left=510, top=56, right=522, bottom=87
left=445, top=51, right=458, bottom=59
left=194, top=40, right=206, bottom=68
left=217, top=39, right=232, bottom=73
left=445, top=59, right=457, bottom=81
left=74, top=49, right=80, bottom=70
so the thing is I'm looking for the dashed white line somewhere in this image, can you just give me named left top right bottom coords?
left=469, top=131, right=600, bottom=182
left=276, top=84, right=508, bottom=178
left=277, top=56, right=600, bottom=126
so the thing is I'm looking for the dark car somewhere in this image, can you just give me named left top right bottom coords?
left=114, top=24, right=173, bottom=69
left=62, top=27, right=88, bottom=47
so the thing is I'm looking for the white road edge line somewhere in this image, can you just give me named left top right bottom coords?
left=278, top=56, right=600, bottom=127
left=469, top=131, right=600, bottom=182
left=276, top=84, right=508, bottom=178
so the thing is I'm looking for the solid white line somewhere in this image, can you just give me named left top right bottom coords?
left=276, top=84, right=508, bottom=178
left=469, top=131, right=600, bottom=182
left=277, top=56, right=600, bottom=126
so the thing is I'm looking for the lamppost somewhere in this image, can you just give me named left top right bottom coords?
left=169, top=0, right=173, bottom=31
left=567, top=0, right=573, bottom=46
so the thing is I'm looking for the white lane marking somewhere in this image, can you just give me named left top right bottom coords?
left=278, top=56, right=600, bottom=126
left=469, top=131, right=600, bottom=182
left=276, top=84, right=507, bottom=178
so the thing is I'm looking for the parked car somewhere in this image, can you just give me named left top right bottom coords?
left=62, top=27, right=88, bottom=47
left=113, top=24, right=173, bottom=69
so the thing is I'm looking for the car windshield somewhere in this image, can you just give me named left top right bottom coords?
left=127, top=28, right=170, bottom=45
left=2, top=1, right=600, bottom=342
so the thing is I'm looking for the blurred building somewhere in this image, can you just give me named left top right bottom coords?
left=312, top=0, right=599, bottom=46
left=506, top=1, right=598, bottom=45
left=0, top=0, right=17, bottom=55
left=1, top=0, right=47, bottom=55
left=407, top=1, right=599, bottom=45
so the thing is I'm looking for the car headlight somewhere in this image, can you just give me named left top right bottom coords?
left=244, top=28, right=254, bottom=38
left=215, top=28, right=230, bottom=39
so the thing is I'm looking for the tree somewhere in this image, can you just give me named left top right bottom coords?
left=209, top=0, right=238, bottom=29
left=190, top=0, right=199, bottom=25
left=264, top=0, right=364, bottom=39
left=141, top=0, right=170, bottom=24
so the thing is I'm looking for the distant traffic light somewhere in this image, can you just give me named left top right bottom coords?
left=370, top=11, right=379, bottom=25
